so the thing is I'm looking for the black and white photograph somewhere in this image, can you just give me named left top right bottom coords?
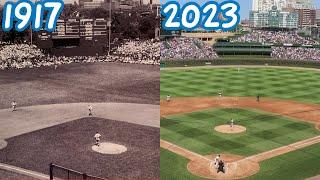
left=0, top=0, right=160, bottom=179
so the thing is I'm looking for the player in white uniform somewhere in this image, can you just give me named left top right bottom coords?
left=94, top=132, right=101, bottom=146
left=11, top=101, right=17, bottom=112
left=213, top=154, right=220, bottom=169
left=166, top=95, right=171, bottom=102
left=88, top=105, right=93, bottom=116
left=230, top=119, right=234, bottom=128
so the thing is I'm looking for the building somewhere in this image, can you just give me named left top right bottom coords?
left=250, top=6, right=299, bottom=28
left=252, top=0, right=315, bottom=12
left=79, top=0, right=92, bottom=7
left=294, top=9, right=316, bottom=27
left=316, top=9, right=320, bottom=26
left=311, top=27, right=320, bottom=38
left=252, top=0, right=276, bottom=12
left=287, top=0, right=314, bottom=9
left=79, top=0, right=144, bottom=10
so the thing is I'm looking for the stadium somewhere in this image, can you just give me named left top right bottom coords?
left=0, top=3, right=160, bottom=180
left=160, top=30, right=320, bottom=179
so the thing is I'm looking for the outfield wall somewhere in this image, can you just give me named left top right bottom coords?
left=160, top=59, right=320, bottom=68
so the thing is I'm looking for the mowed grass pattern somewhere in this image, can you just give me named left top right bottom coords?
left=160, top=148, right=202, bottom=180
left=161, top=108, right=320, bottom=156
left=161, top=68, right=320, bottom=104
left=161, top=143, right=320, bottom=180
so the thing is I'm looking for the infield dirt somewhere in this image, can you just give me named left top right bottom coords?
left=161, top=97, right=320, bottom=179
left=161, top=96, right=320, bottom=128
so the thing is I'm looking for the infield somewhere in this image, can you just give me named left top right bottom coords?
left=160, top=66, right=320, bottom=179
left=0, top=62, right=160, bottom=179
left=0, top=117, right=159, bottom=178
left=161, top=107, right=319, bottom=156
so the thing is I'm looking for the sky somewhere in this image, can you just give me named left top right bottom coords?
left=236, top=0, right=320, bottom=19
left=160, top=0, right=320, bottom=20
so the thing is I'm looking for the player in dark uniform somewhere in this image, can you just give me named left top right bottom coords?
left=217, top=160, right=225, bottom=173
left=256, top=95, right=260, bottom=102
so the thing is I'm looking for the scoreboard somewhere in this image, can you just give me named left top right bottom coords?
left=52, top=18, right=108, bottom=39
left=36, top=18, right=109, bottom=48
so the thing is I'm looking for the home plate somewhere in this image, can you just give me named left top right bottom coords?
left=92, top=142, right=127, bottom=154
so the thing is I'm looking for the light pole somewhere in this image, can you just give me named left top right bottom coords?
left=108, top=0, right=111, bottom=55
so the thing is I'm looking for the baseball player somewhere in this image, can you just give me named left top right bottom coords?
left=88, top=105, right=93, bottom=116
left=218, top=92, right=222, bottom=98
left=94, top=132, right=101, bottom=146
left=11, top=101, right=17, bottom=112
left=213, top=154, right=221, bottom=170
left=256, top=95, right=260, bottom=102
left=217, top=160, right=225, bottom=173
left=166, top=95, right=171, bottom=102
left=230, top=119, right=234, bottom=128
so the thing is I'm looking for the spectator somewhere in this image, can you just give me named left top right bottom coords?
left=232, top=30, right=319, bottom=45
left=160, top=37, right=219, bottom=60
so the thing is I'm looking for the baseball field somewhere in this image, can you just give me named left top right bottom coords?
left=160, top=66, right=320, bottom=179
left=0, top=62, right=160, bottom=180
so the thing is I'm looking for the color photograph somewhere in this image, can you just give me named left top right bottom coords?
left=160, top=0, right=320, bottom=179
left=0, top=0, right=160, bottom=179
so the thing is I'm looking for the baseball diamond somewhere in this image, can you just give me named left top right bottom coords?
left=0, top=62, right=160, bottom=180
left=160, top=66, right=320, bottom=180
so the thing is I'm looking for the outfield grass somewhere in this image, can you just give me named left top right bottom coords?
left=161, top=108, right=320, bottom=156
left=161, top=143, right=320, bottom=180
left=161, top=67, right=320, bottom=104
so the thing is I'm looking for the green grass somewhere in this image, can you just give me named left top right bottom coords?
left=161, top=67, right=320, bottom=179
left=160, top=143, right=320, bottom=180
left=161, top=108, right=320, bottom=156
left=247, top=142, right=320, bottom=180
left=161, top=67, right=320, bottom=104
left=160, top=148, right=202, bottom=180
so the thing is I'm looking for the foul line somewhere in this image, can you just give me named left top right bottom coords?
left=161, top=135, right=320, bottom=164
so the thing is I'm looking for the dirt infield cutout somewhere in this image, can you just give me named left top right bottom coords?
left=92, top=142, right=127, bottom=155
left=161, top=97, right=320, bottom=179
left=161, top=97, right=320, bottom=128
left=214, top=125, right=246, bottom=134
left=0, top=140, right=7, bottom=150
left=187, top=153, right=260, bottom=180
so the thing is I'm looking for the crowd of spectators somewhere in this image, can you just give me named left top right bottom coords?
left=271, top=47, right=320, bottom=61
left=160, top=37, right=219, bottom=60
left=232, top=30, right=319, bottom=45
left=0, top=39, right=160, bottom=70
left=112, top=39, right=160, bottom=65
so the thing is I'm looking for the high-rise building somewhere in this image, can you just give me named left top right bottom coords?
left=252, top=0, right=276, bottom=12
left=294, top=9, right=316, bottom=27
left=250, top=6, right=299, bottom=28
left=315, top=9, right=320, bottom=26
left=274, top=0, right=287, bottom=10
left=287, top=0, right=314, bottom=9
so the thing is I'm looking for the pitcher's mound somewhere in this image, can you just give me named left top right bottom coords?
left=0, top=140, right=7, bottom=150
left=92, top=142, right=127, bottom=154
left=214, top=125, right=246, bottom=134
